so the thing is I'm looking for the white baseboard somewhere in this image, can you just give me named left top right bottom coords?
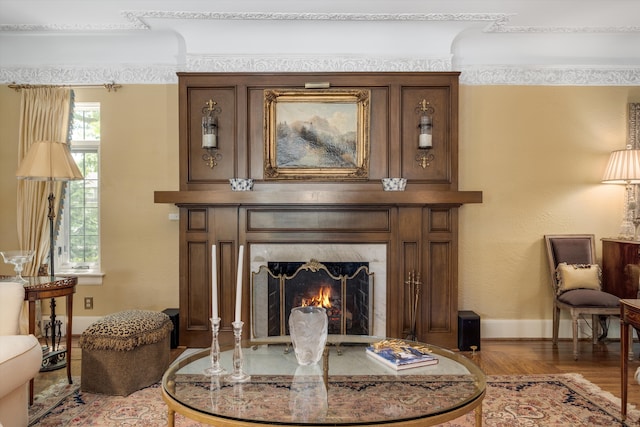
left=71, top=316, right=103, bottom=335
left=481, top=317, right=623, bottom=340
left=47, top=315, right=101, bottom=336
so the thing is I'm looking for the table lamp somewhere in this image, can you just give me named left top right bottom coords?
left=602, top=145, right=640, bottom=239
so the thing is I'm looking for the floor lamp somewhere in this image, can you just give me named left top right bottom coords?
left=602, top=145, right=640, bottom=240
left=16, top=140, right=83, bottom=370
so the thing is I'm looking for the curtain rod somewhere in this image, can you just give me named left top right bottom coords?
left=8, top=82, right=121, bottom=92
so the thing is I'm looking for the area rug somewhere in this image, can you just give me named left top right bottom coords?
left=29, top=373, right=640, bottom=426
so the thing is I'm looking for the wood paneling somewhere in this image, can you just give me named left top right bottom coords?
left=186, top=241, right=208, bottom=331
left=247, top=209, right=390, bottom=232
left=187, top=87, right=237, bottom=182
left=159, top=72, right=482, bottom=349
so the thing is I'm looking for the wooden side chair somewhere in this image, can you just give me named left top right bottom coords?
left=544, top=234, right=620, bottom=360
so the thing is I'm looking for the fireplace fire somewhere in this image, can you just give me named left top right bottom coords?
left=301, top=286, right=332, bottom=308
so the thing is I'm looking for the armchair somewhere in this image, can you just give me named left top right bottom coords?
left=0, top=282, right=41, bottom=427
left=544, top=234, right=620, bottom=360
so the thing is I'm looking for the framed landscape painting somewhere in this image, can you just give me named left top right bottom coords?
left=264, top=89, right=370, bottom=180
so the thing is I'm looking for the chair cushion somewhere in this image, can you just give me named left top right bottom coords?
left=557, top=289, right=619, bottom=307
left=556, top=263, right=601, bottom=295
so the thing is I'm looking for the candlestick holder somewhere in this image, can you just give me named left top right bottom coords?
left=227, top=320, right=250, bottom=382
left=204, top=317, right=226, bottom=376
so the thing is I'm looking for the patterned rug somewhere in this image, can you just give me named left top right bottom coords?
left=29, top=374, right=640, bottom=426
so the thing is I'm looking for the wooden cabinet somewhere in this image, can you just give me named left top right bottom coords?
left=155, top=72, right=483, bottom=349
left=602, top=238, right=640, bottom=299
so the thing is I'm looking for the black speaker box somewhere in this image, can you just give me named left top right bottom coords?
left=458, top=310, right=480, bottom=351
left=162, top=308, right=179, bottom=349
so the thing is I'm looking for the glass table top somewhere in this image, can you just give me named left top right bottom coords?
left=163, top=341, right=485, bottom=426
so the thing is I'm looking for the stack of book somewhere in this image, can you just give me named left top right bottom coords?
left=366, top=339, right=438, bottom=370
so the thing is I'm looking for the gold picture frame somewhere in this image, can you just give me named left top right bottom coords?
left=264, top=89, right=370, bottom=180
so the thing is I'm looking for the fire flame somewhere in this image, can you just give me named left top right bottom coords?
left=301, top=286, right=332, bottom=308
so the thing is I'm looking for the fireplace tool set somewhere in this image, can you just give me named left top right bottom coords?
left=405, top=270, right=422, bottom=341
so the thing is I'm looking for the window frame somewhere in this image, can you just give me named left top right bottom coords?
left=55, top=102, right=103, bottom=284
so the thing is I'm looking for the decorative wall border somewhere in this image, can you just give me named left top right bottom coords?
left=187, top=54, right=452, bottom=73
left=3, top=10, right=639, bottom=34
left=0, top=11, right=508, bottom=32
left=2, top=59, right=640, bottom=86
left=0, top=65, right=178, bottom=85
left=459, top=66, right=640, bottom=86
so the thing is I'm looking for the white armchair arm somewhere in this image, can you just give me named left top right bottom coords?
left=0, top=282, right=25, bottom=335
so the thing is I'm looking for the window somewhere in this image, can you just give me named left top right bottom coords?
left=56, top=102, right=101, bottom=280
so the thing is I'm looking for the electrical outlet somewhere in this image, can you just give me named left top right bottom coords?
left=84, top=297, right=93, bottom=310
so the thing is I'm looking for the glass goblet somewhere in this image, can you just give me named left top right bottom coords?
left=0, top=250, right=35, bottom=283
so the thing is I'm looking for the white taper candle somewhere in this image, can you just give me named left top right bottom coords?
left=211, top=244, right=218, bottom=319
left=234, top=245, right=244, bottom=323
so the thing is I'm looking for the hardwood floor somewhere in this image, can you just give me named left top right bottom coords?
left=463, top=339, right=640, bottom=406
left=34, top=337, right=640, bottom=409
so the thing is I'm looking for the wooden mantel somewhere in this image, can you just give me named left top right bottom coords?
left=154, top=190, right=482, bottom=206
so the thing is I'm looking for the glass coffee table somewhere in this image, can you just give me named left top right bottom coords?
left=162, top=338, right=485, bottom=426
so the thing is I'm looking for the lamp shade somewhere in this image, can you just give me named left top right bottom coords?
left=602, top=147, right=640, bottom=184
left=16, top=141, right=83, bottom=181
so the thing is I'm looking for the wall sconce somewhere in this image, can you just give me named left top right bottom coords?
left=415, top=99, right=435, bottom=168
left=202, top=99, right=222, bottom=169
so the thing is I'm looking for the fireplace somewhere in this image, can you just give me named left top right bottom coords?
left=250, top=244, right=386, bottom=341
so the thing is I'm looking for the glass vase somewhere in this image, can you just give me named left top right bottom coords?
left=288, top=306, right=328, bottom=365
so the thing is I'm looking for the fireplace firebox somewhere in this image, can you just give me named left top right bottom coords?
left=251, top=259, right=374, bottom=341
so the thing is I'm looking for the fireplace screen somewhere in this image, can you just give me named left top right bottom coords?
left=251, top=259, right=374, bottom=341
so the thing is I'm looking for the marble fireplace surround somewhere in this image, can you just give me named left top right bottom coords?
left=249, top=243, right=387, bottom=340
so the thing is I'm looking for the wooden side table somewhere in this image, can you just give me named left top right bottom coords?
left=620, top=299, right=640, bottom=421
left=22, top=276, right=77, bottom=404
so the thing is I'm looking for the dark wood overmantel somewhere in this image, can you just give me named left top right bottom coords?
left=154, top=190, right=482, bottom=207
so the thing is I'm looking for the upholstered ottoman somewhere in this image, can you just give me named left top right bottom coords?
left=80, top=309, right=173, bottom=396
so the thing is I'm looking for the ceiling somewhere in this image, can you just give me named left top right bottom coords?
left=1, top=0, right=640, bottom=85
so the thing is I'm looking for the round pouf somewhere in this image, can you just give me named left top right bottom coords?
left=80, top=309, right=173, bottom=396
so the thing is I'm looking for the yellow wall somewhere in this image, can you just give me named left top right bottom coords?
left=0, top=85, right=180, bottom=317
left=1, top=83, right=640, bottom=335
left=458, top=85, right=640, bottom=324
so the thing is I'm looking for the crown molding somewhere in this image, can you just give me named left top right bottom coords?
left=3, top=10, right=639, bottom=34
left=2, top=58, right=640, bottom=86
left=0, top=11, right=507, bottom=32
left=459, top=66, right=640, bottom=86
left=186, top=54, right=452, bottom=73
left=0, top=65, right=178, bottom=85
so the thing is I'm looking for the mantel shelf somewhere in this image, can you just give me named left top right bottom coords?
left=154, top=190, right=483, bottom=207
